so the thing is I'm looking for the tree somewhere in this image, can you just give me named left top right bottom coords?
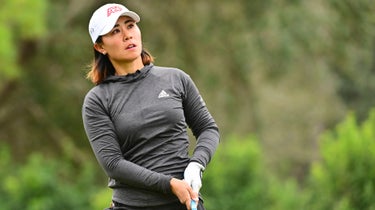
left=1, top=0, right=375, bottom=183
left=306, top=110, right=375, bottom=210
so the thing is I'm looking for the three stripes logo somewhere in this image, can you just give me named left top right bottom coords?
left=158, top=90, right=170, bottom=98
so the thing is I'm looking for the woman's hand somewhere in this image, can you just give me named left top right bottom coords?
left=184, top=162, right=204, bottom=193
left=170, top=178, right=198, bottom=210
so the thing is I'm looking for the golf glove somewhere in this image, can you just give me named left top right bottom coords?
left=184, top=162, right=205, bottom=193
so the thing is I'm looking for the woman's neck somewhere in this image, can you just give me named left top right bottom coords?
left=113, top=58, right=144, bottom=76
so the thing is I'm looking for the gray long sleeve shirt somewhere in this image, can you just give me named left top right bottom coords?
left=82, top=64, right=219, bottom=207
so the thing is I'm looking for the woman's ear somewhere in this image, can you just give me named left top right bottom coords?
left=94, top=43, right=107, bottom=55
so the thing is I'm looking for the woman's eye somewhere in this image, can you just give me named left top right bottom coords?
left=112, top=29, right=120, bottom=34
left=127, top=23, right=134, bottom=29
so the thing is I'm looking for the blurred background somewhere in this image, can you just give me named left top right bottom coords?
left=1, top=0, right=375, bottom=209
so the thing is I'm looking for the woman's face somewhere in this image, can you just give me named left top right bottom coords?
left=96, top=16, right=142, bottom=65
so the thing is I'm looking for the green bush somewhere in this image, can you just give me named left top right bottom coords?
left=0, top=147, right=104, bottom=210
left=2, top=109, right=375, bottom=210
left=201, top=135, right=303, bottom=210
left=201, top=135, right=267, bottom=209
left=267, top=177, right=305, bottom=210
left=306, top=110, right=375, bottom=210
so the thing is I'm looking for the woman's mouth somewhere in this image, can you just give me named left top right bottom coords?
left=126, top=44, right=136, bottom=49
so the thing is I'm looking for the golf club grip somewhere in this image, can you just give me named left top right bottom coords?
left=191, top=200, right=197, bottom=210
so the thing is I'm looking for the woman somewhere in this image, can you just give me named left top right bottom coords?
left=82, top=3, right=219, bottom=210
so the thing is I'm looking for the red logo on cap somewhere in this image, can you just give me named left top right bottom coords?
left=107, top=6, right=123, bottom=17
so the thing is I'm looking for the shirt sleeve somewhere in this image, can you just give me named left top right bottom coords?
left=82, top=89, right=172, bottom=194
left=181, top=73, right=220, bottom=168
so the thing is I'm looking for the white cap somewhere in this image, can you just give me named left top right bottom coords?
left=88, top=3, right=140, bottom=43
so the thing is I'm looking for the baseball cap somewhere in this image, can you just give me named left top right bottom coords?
left=88, top=3, right=140, bottom=43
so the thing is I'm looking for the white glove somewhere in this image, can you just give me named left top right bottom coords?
left=184, top=162, right=205, bottom=193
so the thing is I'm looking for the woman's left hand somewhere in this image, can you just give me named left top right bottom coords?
left=184, top=162, right=204, bottom=193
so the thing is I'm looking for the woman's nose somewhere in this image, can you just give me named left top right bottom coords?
left=123, top=31, right=132, bottom=41
left=123, top=35, right=132, bottom=41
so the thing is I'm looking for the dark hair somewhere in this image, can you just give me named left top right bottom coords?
left=87, top=37, right=154, bottom=85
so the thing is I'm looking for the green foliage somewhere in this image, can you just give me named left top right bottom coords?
left=327, top=0, right=375, bottom=121
left=202, top=111, right=375, bottom=210
left=306, top=110, right=375, bottom=210
left=267, top=177, right=305, bottom=210
left=1, top=1, right=375, bottom=209
left=0, top=0, right=47, bottom=80
left=5, top=0, right=47, bottom=39
left=202, top=135, right=267, bottom=209
left=2, top=109, right=375, bottom=210
left=0, top=23, right=19, bottom=79
left=201, top=135, right=303, bottom=210
left=0, top=145, right=103, bottom=210
left=91, top=188, right=112, bottom=210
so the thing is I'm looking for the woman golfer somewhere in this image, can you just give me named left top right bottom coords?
left=82, top=3, right=219, bottom=210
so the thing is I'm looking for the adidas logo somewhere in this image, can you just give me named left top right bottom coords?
left=158, top=90, right=170, bottom=98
